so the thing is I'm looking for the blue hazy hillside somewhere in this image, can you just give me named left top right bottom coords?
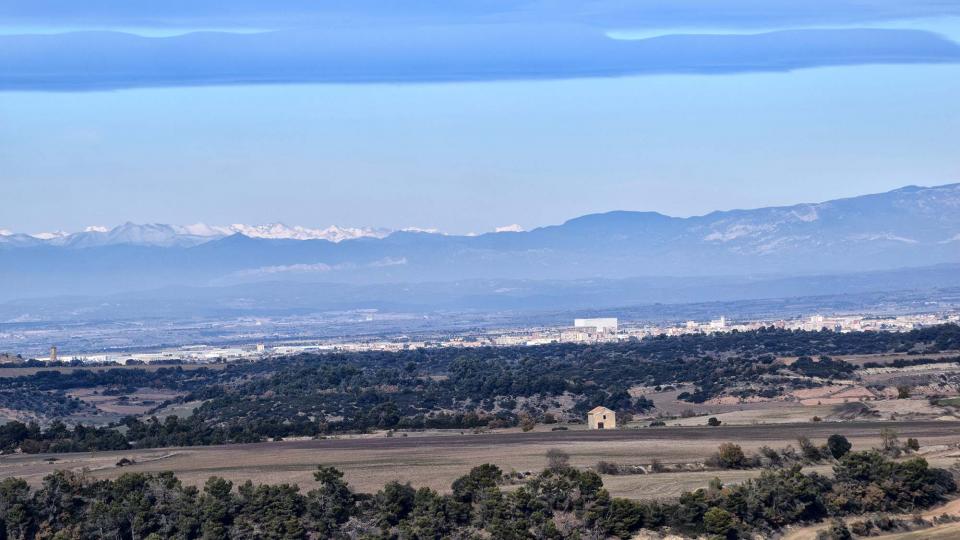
left=1, top=183, right=958, bottom=302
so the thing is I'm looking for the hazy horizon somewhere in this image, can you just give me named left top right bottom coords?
left=3, top=2, right=960, bottom=234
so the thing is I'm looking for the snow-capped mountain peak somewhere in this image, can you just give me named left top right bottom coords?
left=30, top=230, right=70, bottom=240
left=183, top=223, right=393, bottom=242
left=0, top=222, right=399, bottom=248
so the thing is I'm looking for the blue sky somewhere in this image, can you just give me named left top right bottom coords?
left=1, top=1, right=959, bottom=234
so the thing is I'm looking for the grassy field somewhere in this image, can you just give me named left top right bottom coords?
left=1, top=421, right=957, bottom=499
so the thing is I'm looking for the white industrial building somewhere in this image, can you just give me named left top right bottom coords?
left=574, top=318, right=618, bottom=333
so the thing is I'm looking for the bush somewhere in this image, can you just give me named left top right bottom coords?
left=827, top=434, right=852, bottom=459
left=546, top=448, right=570, bottom=470
left=595, top=460, right=620, bottom=475
left=707, top=417, right=722, bottom=427
left=759, top=446, right=782, bottom=466
left=830, top=451, right=957, bottom=514
left=850, top=515, right=910, bottom=535
left=799, top=437, right=824, bottom=462
left=906, top=437, right=920, bottom=451
left=880, top=428, right=900, bottom=455
left=703, top=507, right=735, bottom=538
left=709, top=443, right=746, bottom=469
left=649, top=420, right=666, bottom=427
left=818, top=519, right=851, bottom=540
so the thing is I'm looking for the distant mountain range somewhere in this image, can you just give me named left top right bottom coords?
left=1, top=183, right=958, bottom=302
left=0, top=222, right=393, bottom=248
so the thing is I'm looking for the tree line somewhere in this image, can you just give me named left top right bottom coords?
left=0, top=447, right=953, bottom=539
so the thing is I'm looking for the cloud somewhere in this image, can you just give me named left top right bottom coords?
left=2, top=27, right=959, bottom=91
left=3, top=1, right=960, bottom=30
left=230, top=257, right=406, bottom=278
left=234, top=262, right=334, bottom=277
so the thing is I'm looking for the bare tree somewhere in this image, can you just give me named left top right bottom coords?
left=546, top=448, right=570, bottom=470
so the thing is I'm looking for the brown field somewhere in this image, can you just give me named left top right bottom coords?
left=828, top=350, right=960, bottom=367
left=67, top=387, right=187, bottom=416
left=148, top=399, right=206, bottom=418
left=2, top=421, right=957, bottom=500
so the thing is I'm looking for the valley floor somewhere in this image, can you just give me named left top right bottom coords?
left=2, top=420, right=957, bottom=498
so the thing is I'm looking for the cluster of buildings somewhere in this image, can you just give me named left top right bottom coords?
left=25, top=311, right=959, bottom=366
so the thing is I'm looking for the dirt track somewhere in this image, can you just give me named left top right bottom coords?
left=253, top=420, right=960, bottom=451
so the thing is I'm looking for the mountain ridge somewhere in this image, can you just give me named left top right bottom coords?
left=3, top=182, right=957, bottom=248
left=1, top=183, right=958, bottom=301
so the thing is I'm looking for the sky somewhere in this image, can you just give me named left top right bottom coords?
left=2, top=1, right=960, bottom=234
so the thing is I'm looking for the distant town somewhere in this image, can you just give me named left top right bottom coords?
left=15, top=310, right=960, bottom=366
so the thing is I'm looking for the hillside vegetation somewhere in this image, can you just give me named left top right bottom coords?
left=0, top=325, right=957, bottom=453
left=0, top=449, right=953, bottom=539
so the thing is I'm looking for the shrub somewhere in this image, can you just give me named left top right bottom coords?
left=703, top=507, right=735, bottom=538
left=707, top=417, right=722, bottom=427
left=880, top=428, right=900, bottom=455
left=799, top=437, right=823, bottom=462
left=595, top=460, right=620, bottom=475
left=546, top=448, right=570, bottom=470
left=759, top=446, right=782, bottom=465
left=709, top=443, right=746, bottom=469
left=827, top=434, right=852, bottom=459
left=818, top=519, right=851, bottom=540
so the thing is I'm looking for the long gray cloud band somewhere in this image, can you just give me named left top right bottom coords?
left=2, top=27, right=959, bottom=91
